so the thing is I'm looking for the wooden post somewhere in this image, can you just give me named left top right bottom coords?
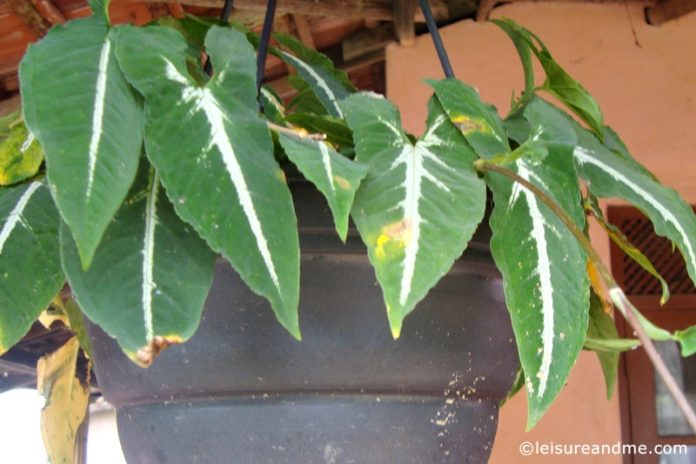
left=393, top=0, right=416, bottom=47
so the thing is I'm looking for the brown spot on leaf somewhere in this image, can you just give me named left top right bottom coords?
left=134, top=336, right=183, bottom=367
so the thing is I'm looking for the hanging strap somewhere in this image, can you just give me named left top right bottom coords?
left=417, top=0, right=455, bottom=79
left=256, top=0, right=278, bottom=94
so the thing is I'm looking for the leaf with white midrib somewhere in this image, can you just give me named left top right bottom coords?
left=487, top=98, right=589, bottom=429
left=341, top=93, right=486, bottom=338
left=61, top=166, right=215, bottom=364
left=0, top=180, right=64, bottom=353
left=272, top=33, right=354, bottom=118
left=20, top=17, right=143, bottom=268
left=277, top=133, right=367, bottom=241
left=572, top=124, right=696, bottom=289
left=113, top=25, right=301, bottom=338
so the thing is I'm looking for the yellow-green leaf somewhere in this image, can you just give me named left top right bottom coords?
left=38, top=337, right=90, bottom=464
left=0, top=116, right=43, bottom=186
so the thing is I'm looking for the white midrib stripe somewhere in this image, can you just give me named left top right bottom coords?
left=282, top=52, right=343, bottom=118
left=163, top=61, right=280, bottom=292
left=394, top=140, right=455, bottom=307
left=318, top=142, right=336, bottom=196
left=142, top=174, right=159, bottom=342
left=574, top=147, right=696, bottom=269
left=20, top=133, right=35, bottom=153
left=86, top=38, right=111, bottom=199
left=0, top=181, right=42, bottom=254
left=398, top=145, right=421, bottom=307
left=516, top=161, right=555, bottom=399
left=199, top=90, right=281, bottom=290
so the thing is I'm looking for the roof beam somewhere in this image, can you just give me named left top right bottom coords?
left=5, top=0, right=52, bottom=37
left=33, top=0, right=65, bottom=26
left=393, top=0, right=415, bottom=46
left=291, top=14, right=315, bottom=49
left=646, top=0, right=696, bottom=25
left=122, top=0, right=449, bottom=21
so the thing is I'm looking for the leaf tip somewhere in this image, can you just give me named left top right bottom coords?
left=387, top=308, right=402, bottom=340
left=525, top=407, right=544, bottom=432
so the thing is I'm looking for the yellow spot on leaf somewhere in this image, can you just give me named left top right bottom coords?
left=587, top=260, right=612, bottom=314
left=276, top=169, right=287, bottom=184
left=451, top=114, right=492, bottom=136
left=333, top=175, right=351, bottom=190
left=375, top=219, right=412, bottom=260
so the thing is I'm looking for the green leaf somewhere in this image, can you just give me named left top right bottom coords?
left=114, top=25, right=301, bottom=339
left=573, top=128, right=696, bottom=289
left=61, top=167, right=215, bottom=365
left=428, top=79, right=510, bottom=158
left=491, top=19, right=535, bottom=107
left=20, top=18, right=143, bottom=268
left=64, top=298, right=92, bottom=358
left=586, top=291, right=623, bottom=399
left=273, top=33, right=354, bottom=118
left=585, top=194, right=670, bottom=304
left=273, top=32, right=356, bottom=93
left=489, top=19, right=603, bottom=136
left=341, top=93, right=486, bottom=338
left=0, top=180, right=64, bottom=353
left=277, top=133, right=367, bottom=241
left=674, top=326, right=696, bottom=357
left=487, top=98, right=589, bottom=429
left=259, top=86, right=286, bottom=123
left=0, top=117, right=43, bottom=186
left=501, top=368, right=526, bottom=406
left=88, top=0, right=110, bottom=23
left=285, top=113, right=354, bottom=149
left=287, top=76, right=331, bottom=116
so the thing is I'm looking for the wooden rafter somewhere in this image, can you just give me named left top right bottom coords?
left=5, top=0, right=52, bottom=36
left=32, top=0, right=65, bottom=25
left=121, top=0, right=449, bottom=21
left=291, top=14, right=315, bottom=48
left=393, top=0, right=415, bottom=46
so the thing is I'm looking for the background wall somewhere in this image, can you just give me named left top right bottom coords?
left=386, top=3, right=696, bottom=462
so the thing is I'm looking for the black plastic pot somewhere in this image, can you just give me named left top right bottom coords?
left=88, top=182, right=519, bottom=464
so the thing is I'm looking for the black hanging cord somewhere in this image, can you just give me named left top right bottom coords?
left=256, top=0, right=278, bottom=94
left=418, top=0, right=455, bottom=79
left=204, top=0, right=236, bottom=75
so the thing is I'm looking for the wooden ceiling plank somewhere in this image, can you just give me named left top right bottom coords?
left=5, top=0, right=51, bottom=37
left=291, top=14, right=315, bottom=49
left=342, top=22, right=394, bottom=61
left=393, top=0, right=415, bottom=47
left=120, top=0, right=448, bottom=22
left=33, top=0, right=66, bottom=25
left=167, top=1, right=186, bottom=18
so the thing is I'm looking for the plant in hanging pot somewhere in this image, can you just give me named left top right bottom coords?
left=3, top=0, right=696, bottom=462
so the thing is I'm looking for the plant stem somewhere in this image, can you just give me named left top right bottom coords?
left=476, top=159, right=696, bottom=433
left=266, top=121, right=326, bottom=141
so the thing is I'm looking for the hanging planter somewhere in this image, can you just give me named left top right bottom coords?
left=2, top=0, right=696, bottom=461
left=87, top=181, right=518, bottom=463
